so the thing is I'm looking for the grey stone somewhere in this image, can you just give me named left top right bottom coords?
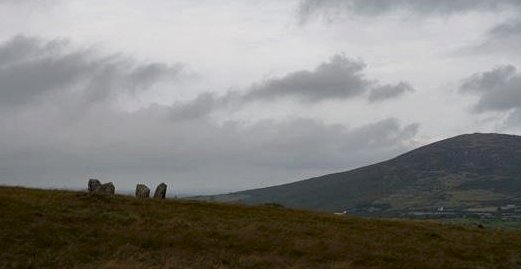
left=136, top=184, right=150, bottom=198
left=98, top=182, right=115, bottom=195
left=88, top=179, right=102, bottom=193
left=153, top=183, right=167, bottom=199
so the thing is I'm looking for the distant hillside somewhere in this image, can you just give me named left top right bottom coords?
left=2, top=187, right=521, bottom=268
left=211, top=133, right=521, bottom=213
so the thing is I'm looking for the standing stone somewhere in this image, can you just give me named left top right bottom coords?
left=153, top=183, right=167, bottom=199
left=135, top=184, right=150, bottom=198
left=88, top=179, right=102, bottom=193
left=98, top=182, right=115, bottom=195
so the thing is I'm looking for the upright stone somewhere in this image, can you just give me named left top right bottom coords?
left=88, top=179, right=102, bottom=193
left=99, top=182, right=115, bottom=195
left=153, top=183, right=167, bottom=199
left=136, top=184, right=150, bottom=198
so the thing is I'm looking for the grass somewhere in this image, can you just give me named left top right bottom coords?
left=1, top=187, right=521, bottom=268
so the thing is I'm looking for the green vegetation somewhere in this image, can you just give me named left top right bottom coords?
left=2, top=187, right=521, bottom=269
left=442, top=218, right=521, bottom=230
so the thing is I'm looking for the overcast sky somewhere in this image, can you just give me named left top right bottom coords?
left=1, top=0, right=521, bottom=195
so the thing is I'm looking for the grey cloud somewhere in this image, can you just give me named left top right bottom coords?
left=169, top=92, right=225, bottom=121
left=460, top=65, right=516, bottom=94
left=489, top=20, right=521, bottom=38
left=244, top=54, right=414, bottom=103
left=459, top=65, right=520, bottom=113
left=238, top=117, right=419, bottom=170
left=0, top=35, right=182, bottom=108
left=465, top=20, right=521, bottom=55
left=458, top=64, right=521, bottom=129
left=0, top=0, right=58, bottom=4
left=504, top=109, right=521, bottom=128
left=0, top=34, right=421, bottom=194
left=0, top=35, right=65, bottom=65
left=368, top=82, right=414, bottom=103
left=0, top=36, right=420, bottom=194
left=0, top=38, right=413, bottom=123
left=298, top=0, right=521, bottom=23
left=243, top=55, right=369, bottom=102
left=171, top=54, right=414, bottom=120
left=0, top=105, right=419, bottom=193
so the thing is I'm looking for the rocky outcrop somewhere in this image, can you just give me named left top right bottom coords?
left=88, top=179, right=102, bottom=193
left=153, top=183, right=167, bottom=199
left=87, top=179, right=115, bottom=195
left=136, top=184, right=150, bottom=198
left=99, top=182, right=115, bottom=195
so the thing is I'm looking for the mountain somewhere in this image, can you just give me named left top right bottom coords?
left=210, top=133, right=521, bottom=213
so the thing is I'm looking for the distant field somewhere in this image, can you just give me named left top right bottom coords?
left=441, top=218, right=521, bottom=230
left=1, top=187, right=521, bottom=269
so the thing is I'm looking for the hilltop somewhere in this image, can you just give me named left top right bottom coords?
left=1, top=187, right=521, bottom=268
left=209, top=133, right=521, bottom=215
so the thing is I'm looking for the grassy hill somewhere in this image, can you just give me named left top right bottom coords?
left=210, top=133, right=521, bottom=213
left=2, top=187, right=521, bottom=268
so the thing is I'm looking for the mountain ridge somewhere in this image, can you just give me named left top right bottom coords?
left=208, top=133, right=521, bottom=214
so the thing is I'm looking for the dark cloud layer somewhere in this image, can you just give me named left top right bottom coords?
left=460, top=65, right=520, bottom=113
left=298, top=0, right=521, bottom=22
left=459, top=65, right=521, bottom=128
left=0, top=36, right=419, bottom=193
left=244, top=55, right=413, bottom=102
left=368, top=82, right=414, bottom=103
left=0, top=36, right=182, bottom=108
left=468, top=20, right=521, bottom=55
left=244, top=55, right=368, bottom=102
left=490, top=20, right=521, bottom=38
left=171, top=54, right=414, bottom=120
left=0, top=107, right=418, bottom=193
left=298, top=0, right=521, bottom=59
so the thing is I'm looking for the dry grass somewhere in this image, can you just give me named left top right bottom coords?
left=1, top=186, right=521, bottom=269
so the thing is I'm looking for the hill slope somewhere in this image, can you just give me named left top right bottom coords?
left=214, top=133, right=521, bottom=213
left=2, top=187, right=521, bottom=269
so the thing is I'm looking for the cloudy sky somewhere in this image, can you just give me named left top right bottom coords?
left=1, top=0, right=521, bottom=195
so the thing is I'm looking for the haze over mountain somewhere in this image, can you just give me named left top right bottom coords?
left=210, top=133, right=521, bottom=212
